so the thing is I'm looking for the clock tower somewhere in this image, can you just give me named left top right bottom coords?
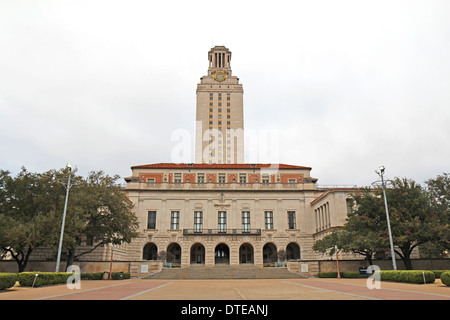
left=195, top=46, right=244, bottom=164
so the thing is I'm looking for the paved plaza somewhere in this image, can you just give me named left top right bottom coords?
left=1, top=278, right=448, bottom=300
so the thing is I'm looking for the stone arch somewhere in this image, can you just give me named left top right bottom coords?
left=239, top=243, right=254, bottom=264
left=167, top=242, right=182, bottom=264
left=190, top=243, right=205, bottom=264
left=262, top=242, right=278, bottom=264
left=143, top=242, right=158, bottom=260
left=214, top=243, right=230, bottom=265
left=286, top=242, right=301, bottom=260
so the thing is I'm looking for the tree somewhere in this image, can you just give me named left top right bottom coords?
left=59, top=171, right=139, bottom=269
left=421, top=173, right=449, bottom=257
left=0, top=168, right=64, bottom=272
left=386, top=177, right=446, bottom=269
left=313, top=188, right=389, bottom=265
left=0, top=167, right=139, bottom=272
left=313, top=177, right=448, bottom=269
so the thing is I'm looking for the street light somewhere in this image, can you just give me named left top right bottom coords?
left=375, top=165, right=397, bottom=271
left=55, top=163, right=72, bottom=272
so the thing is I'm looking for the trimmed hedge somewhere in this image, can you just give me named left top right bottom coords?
left=81, top=272, right=104, bottom=280
left=430, top=270, right=450, bottom=279
left=111, top=272, right=130, bottom=280
left=378, top=270, right=435, bottom=284
left=0, top=273, right=18, bottom=290
left=18, top=272, right=73, bottom=287
left=318, top=272, right=360, bottom=278
left=440, top=271, right=450, bottom=286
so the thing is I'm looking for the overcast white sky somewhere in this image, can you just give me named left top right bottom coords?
left=0, top=0, right=449, bottom=186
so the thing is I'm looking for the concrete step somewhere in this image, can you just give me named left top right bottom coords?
left=146, top=265, right=306, bottom=279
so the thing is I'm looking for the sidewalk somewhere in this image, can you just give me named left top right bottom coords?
left=0, top=278, right=448, bottom=300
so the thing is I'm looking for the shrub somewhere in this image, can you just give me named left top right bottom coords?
left=318, top=272, right=361, bottom=278
left=431, top=270, right=450, bottom=279
left=81, top=272, right=104, bottom=280
left=0, top=273, right=18, bottom=290
left=341, top=272, right=360, bottom=278
left=318, top=272, right=339, bottom=278
left=440, top=271, right=450, bottom=286
left=18, top=272, right=72, bottom=287
left=378, top=270, right=435, bottom=284
left=111, top=272, right=130, bottom=280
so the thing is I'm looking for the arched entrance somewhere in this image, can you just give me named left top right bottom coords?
left=286, top=242, right=301, bottom=260
left=143, top=242, right=158, bottom=260
left=190, top=243, right=205, bottom=264
left=263, top=243, right=277, bottom=264
left=167, top=243, right=181, bottom=264
left=214, top=243, right=230, bottom=265
left=239, top=243, right=254, bottom=264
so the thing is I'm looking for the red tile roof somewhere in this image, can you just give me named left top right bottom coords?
left=131, top=163, right=311, bottom=170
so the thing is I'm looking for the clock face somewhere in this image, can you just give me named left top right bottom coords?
left=214, top=72, right=225, bottom=82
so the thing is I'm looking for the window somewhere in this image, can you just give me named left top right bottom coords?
left=262, top=175, right=269, bottom=184
left=147, top=211, right=156, bottom=229
left=218, top=211, right=227, bottom=232
left=218, top=173, right=226, bottom=184
left=346, top=198, right=354, bottom=214
left=242, top=211, right=250, bottom=232
left=174, top=173, right=182, bottom=183
left=288, top=179, right=296, bottom=184
left=197, top=173, right=205, bottom=184
left=239, top=173, right=247, bottom=184
left=171, top=211, right=180, bottom=230
left=288, top=211, right=296, bottom=229
left=265, top=211, right=273, bottom=229
left=146, top=178, right=155, bottom=184
left=194, top=211, right=203, bottom=232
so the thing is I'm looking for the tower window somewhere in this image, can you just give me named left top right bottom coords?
left=288, top=211, right=296, bottom=229
left=265, top=211, right=274, bottom=229
left=147, top=211, right=156, bottom=229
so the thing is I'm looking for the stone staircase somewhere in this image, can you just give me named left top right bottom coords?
left=145, top=265, right=307, bottom=280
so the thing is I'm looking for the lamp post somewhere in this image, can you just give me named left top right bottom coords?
left=376, top=166, right=397, bottom=271
left=55, top=164, right=72, bottom=272
left=335, top=245, right=341, bottom=279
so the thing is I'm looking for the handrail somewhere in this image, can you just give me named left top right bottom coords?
left=183, top=228, right=261, bottom=235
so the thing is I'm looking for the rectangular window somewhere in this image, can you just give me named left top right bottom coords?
left=194, top=211, right=203, bottom=232
left=174, top=173, right=182, bottom=183
left=239, top=173, right=247, bottom=184
left=346, top=198, right=354, bottom=214
left=262, top=175, right=269, bottom=184
left=288, top=211, right=296, bottom=229
left=147, top=211, right=156, bottom=229
left=197, top=173, right=205, bottom=184
left=242, top=211, right=250, bottom=232
left=265, top=211, right=274, bottom=229
left=171, top=211, right=180, bottom=230
left=218, top=173, right=226, bottom=184
left=218, top=211, right=227, bottom=232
